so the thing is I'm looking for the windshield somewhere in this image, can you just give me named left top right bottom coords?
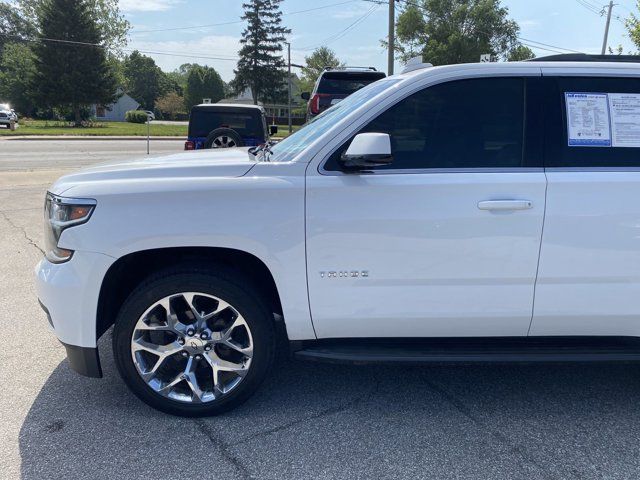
left=269, top=79, right=400, bottom=162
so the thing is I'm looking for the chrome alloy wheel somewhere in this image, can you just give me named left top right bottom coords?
left=211, top=135, right=237, bottom=148
left=130, top=292, right=253, bottom=403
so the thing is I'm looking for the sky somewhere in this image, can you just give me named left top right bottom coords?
left=117, top=0, right=639, bottom=82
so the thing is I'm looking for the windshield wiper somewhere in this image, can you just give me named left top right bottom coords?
left=248, top=140, right=277, bottom=162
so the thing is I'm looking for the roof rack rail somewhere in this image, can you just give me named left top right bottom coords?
left=401, top=56, right=433, bottom=74
left=323, top=66, right=377, bottom=71
left=528, top=53, right=640, bottom=63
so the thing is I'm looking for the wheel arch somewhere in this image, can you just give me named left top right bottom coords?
left=96, top=247, right=284, bottom=340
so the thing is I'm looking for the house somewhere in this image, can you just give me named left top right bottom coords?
left=218, top=87, right=257, bottom=105
left=91, top=90, right=140, bottom=122
left=219, top=85, right=306, bottom=125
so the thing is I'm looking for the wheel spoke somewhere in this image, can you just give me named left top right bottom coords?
left=132, top=338, right=181, bottom=357
left=183, top=292, right=206, bottom=329
left=220, top=315, right=247, bottom=339
left=223, top=339, right=253, bottom=358
left=183, top=356, right=206, bottom=403
left=206, top=351, right=247, bottom=375
left=136, top=323, right=174, bottom=332
left=157, top=372, right=184, bottom=394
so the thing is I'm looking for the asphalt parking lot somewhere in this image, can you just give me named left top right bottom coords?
left=2, top=139, right=640, bottom=480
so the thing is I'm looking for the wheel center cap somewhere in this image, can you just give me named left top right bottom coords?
left=184, top=337, right=206, bottom=354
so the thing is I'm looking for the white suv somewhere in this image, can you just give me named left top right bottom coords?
left=0, top=103, right=17, bottom=127
left=36, top=55, right=640, bottom=416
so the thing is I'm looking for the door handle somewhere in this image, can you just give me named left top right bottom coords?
left=477, top=200, right=533, bottom=211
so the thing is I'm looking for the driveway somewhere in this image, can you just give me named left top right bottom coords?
left=1, top=140, right=640, bottom=479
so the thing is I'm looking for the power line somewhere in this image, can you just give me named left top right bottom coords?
left=130, top=0, right=361, bottom=35
left=574, top=0, right=605, bottom=15
left=518, top=37, right=582, bottom=54
left=298, top=4, right=380, bottom=51
left=0, top=32, right=240, bottom=61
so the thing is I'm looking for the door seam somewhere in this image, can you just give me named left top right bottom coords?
left=527, top=170, right=548, bottom=335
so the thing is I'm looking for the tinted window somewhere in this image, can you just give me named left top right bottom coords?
left=189, top=110, right=263, bottom=138
left=546, top=77, right=640, bottom=168
left=325, top=77, right=526, bottom=171
left=317, top=71, right=386, bottom=95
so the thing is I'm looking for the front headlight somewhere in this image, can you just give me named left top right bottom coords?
left=44, top=193, right=96, bottom=263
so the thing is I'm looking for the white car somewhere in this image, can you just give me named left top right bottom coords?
left=0, top=103, right=17, bottom=127
left=35, top=54, right=640, bottom=416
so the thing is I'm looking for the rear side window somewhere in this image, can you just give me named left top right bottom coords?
left=546, top=77, right=640, bottom=167
left=317, top=71, right=386, bottom=95
left=189, top=110, right=262, bottom=138
left=324, top=77, right=527, bottom=171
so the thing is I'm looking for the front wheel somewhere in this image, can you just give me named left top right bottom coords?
left=113, top=268, right=275, bottom=416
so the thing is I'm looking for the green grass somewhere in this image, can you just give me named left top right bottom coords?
left=0, top=119, right=187, bottom=136
left=0, top=119, right=302, bottom=137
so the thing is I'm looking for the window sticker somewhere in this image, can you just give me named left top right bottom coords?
left=608, top=93, right=640, bottom=148
left=565, top=93, right=612, bottom=147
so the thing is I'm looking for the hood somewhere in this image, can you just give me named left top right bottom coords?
left=50, top=148, right=257, bottom=195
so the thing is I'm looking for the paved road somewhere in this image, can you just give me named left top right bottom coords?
left=2, top=140, right=640, bottom=479
left=0, top=138, right=183, bottom=171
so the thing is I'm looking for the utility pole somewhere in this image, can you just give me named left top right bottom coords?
left=388, top=0, right=395, bottom=75
left=285, top=41, right=292, bottom=134
left=601, top=1, right=614, bottom=55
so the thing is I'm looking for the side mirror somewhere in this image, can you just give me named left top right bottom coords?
left=301, top=92, right=310, bottom=101
left=270, top=125, right=278, bottom=135
left=339, top=133, right=393, bottom=170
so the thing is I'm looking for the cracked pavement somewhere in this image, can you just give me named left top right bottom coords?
left=2, top=140, right=640, bottom=479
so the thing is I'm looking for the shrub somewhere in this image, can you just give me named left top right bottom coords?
left=125, top=110, right=148, bottom=123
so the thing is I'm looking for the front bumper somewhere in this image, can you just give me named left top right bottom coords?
left=35, top=250, right=115, bottom=377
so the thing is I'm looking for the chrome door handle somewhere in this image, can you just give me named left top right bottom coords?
left=477, top=200, right=533, bottom=211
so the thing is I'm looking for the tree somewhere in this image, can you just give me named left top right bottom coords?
left=625, top=4, right=640, bottom=52
left=0, top=4, right=38, bottom=53
left=30, top=0, right=117, bottom=125
left=300, top=47, right=344, bottom=93
left=507, top=45, right=535, bottom=61
left=15, top=0, right=129, bottom=51
left=233, top=0, right=290, bottom=104
left=155, top=91, right=186, bottom=120
left=393, top=0, right=526, bottom=65
left=123, top=51, right=170, bottom=110
left=0, top=43, right=36, bottom=114
left=184, top=65, right=225, bottom=110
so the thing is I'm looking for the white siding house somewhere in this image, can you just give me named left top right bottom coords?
left=92, top=91, right=140, bottom=122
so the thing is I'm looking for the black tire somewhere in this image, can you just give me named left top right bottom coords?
left=204, top=128, right=244, bottom=149
left=112, top=265, right=275, bottom=417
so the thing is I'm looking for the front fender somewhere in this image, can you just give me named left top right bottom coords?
left=59, top=163, right=316, bottom=340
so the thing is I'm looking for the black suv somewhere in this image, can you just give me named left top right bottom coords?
left=301, top=67, right=386, bottom=120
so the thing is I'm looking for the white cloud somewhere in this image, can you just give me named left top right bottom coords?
left=129, top=35, right=241, bottom=80
left=120, top=0, right=183, bottom=13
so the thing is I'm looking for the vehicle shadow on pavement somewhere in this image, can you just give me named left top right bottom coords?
left=18, top=333, right=640, bottom=480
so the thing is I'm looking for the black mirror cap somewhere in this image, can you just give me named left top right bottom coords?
left=301, top=92, right=311, bottom=101
left=270, top=125, right=278, bottom=135
left=339, top=153, right=393, bottom=170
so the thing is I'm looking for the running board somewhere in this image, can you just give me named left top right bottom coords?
left=292, top=337, right=640, bottom=364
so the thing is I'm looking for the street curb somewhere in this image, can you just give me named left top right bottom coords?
left=0, top=136, right=185, bottom=141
